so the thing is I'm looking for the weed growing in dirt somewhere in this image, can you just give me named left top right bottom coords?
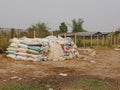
left=1, top=84, right=46, bottom=90
left=74, top=78, right=109, bottom=90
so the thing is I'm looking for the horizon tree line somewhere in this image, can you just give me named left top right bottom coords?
left=0, top=18, right=86, bottom=38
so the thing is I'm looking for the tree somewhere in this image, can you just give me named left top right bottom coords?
left=27, top=22, right=50, bottom=38
left=72, top=18, right=86, bottom=32
left=59, top=22, right=68, bottom=33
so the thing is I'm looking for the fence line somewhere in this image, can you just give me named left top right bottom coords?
left=58, top=32, right=120, bottom=48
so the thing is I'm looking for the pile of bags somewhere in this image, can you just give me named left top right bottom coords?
left=6, top=36, right=79, bottom=61
left=6, top=37, right=49, bottom=61
left=61, top=42, right=79, bottom=60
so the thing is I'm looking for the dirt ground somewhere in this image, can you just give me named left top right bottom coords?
left=0, top=47, right=120, bottom=89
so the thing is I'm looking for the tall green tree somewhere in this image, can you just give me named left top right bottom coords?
left=27, top=22, right=50, bottom=38
left=59, top=22, right=68, bottom=33
left=72, top=18, right=86, bottom=32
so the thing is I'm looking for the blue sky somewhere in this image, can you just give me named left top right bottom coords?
left=0, top=0, right=120, bottom=32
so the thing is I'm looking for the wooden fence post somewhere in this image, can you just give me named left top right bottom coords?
left=97, top=35, right=99, bottom=47
left=90, top=34, right=93, bottom=47
left=117, top=35, right=119, bottom=46
left=75, top=33, right=77, bottom=45
left=102, top=35, right=105, bottom=45
left=110, top=34, right=113, bottom=46
left=64, top=33, right=66, bottom=38
left=118, top=35, right=120, bottom=45
left=114, top=35, right=116, bottom=46
left=34, top=30, right=35, bottom=38
left=83, top=36, right=85, bottom=48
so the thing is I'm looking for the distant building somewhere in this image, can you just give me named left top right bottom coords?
left=59, top=31, right=109, bottom=39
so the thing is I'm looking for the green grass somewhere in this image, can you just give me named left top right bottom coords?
left=1, top=78, right=114, bottom=90
left=1, top=84, right=46, bottom=90
left=74, top=78, right=109, bottom=90
left=76, top=38, right=114, bottom=48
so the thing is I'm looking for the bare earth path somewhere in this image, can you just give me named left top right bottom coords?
left=0, top=48, right=120, bottom=89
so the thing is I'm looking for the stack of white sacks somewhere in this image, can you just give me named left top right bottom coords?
left=6, top=36, right=79, bottom=61
left=6, top=37, right=49, bottom=61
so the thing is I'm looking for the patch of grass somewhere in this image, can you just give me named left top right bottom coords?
left=1, top=84, right=46, bottom=90
left=1, top=78, right=115, bottom=90
left=74, top=78, right=109, bottom=90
